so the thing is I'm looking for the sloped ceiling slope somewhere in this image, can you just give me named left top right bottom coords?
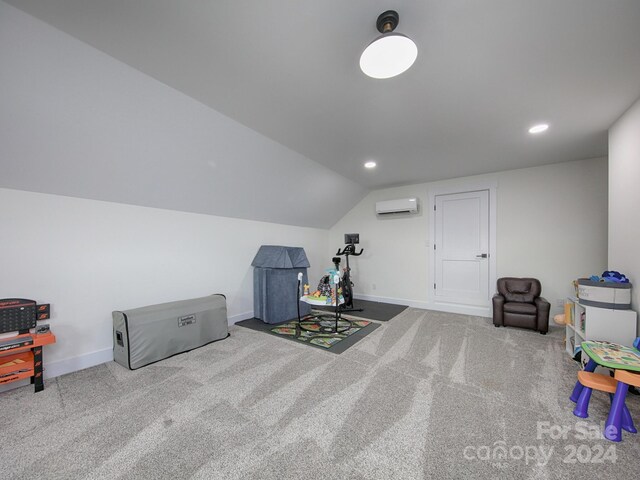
left=6, top=0, right=640, bottom=189
left=0, top=3, right=367, bottom=229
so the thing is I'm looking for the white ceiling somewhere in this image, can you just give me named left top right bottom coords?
left=7, top=0, right=640, bottom=189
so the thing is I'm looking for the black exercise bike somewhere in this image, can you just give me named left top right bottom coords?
left=335, top=242, right=363, bottom=312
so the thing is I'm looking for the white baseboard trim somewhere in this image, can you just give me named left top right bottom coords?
left=431, top=302, right=491, bottom=318
left=354, top=294, right=491, bottom=318
left=45, top=347, right=114, bottom=379
left=228, top=311, right=253, bottom=325
left=354, top=293, right=430, bottom=310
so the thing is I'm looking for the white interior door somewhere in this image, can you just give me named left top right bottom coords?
left=434, top=190, right=490, bottom=306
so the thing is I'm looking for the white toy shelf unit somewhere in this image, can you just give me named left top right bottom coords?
left=564, top=290, right=637, bottom=366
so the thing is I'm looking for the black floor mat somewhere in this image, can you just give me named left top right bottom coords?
left=314, top=299, right=408, bottom=321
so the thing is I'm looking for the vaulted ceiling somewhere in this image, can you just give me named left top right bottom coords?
left=7, top=0, right=640, bottom=190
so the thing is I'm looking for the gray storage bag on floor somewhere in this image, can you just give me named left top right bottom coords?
left=113, top=294, right=228, bottom=370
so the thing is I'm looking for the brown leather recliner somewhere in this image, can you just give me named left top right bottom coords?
left=492, top=277, right=550, bottom=334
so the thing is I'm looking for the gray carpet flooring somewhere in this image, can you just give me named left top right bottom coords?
left=1, top=308, right=639, bottom=479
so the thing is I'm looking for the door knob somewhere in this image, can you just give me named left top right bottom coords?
left=476, top=253, right=488, bottom=258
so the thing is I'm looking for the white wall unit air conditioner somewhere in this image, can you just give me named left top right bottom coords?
left=375, top=198, right=419, bottom=215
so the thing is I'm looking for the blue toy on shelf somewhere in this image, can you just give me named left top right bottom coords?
left=587, top=271, right=630, bottom=284
left=602, top=270, right=630, bottom=284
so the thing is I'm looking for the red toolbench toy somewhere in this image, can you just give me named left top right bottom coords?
left=0, top=298, right=56, bottom=393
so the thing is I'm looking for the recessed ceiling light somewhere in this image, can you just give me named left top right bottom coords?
left=528, top=123, right=549, bottom=134
left=364, top=161, right=377, bottom=169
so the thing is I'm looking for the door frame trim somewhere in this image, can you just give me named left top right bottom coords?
left=427, top=179, right=497, bottom=317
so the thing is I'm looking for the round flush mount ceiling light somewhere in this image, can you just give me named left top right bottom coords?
left=364, top=161, right=377, bottom=169
left=360, top=10, right=418, bottom=79
left=528, top=123, right=549, bottom=134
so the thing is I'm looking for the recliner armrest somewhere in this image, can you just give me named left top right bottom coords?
left=492, top=294, right=505, bottom=326
left=534, top=297, right=550, bottom=333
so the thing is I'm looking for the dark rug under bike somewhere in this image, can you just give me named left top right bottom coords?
left=314, top=299, right=408, bottom=321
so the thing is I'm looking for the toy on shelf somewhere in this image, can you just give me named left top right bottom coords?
left=585, top=270, right=630, bottom=284
left=577, top=273, right=633, bottom=310
left=553, top=314, right=567, bottom=325
left=602, top=271, right=630, bottom=283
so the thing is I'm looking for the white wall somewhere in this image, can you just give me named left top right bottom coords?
left=329, top=157, right=608, bottom=316
left=0, top=2, right=367, bottom=230
left=0, top=188, right=328, bottom=379
left=609, top=96, right=640, bottom=313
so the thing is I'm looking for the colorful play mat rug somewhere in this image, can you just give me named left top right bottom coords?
left=270, top=317, right=371, bottom=349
